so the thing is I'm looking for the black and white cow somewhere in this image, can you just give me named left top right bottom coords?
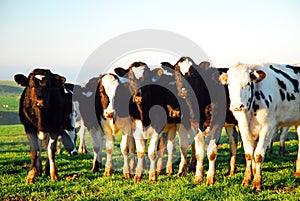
left=14, top=68, right=77, bottom=183
left=162, top=57, right=239, bottom=185
left=73, top=75, right=135, bottom=178
left=114, top=62, right=182, bottom=182
left=220, top=63, right=300, bottom=191
left=268, top=127, right=289, bottom=156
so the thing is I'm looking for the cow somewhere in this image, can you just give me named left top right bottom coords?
left=14, top=68, right=77, bottom=183
left=114, top=62, right=183, bottom=182
left=219, top=63, right=300, bottom=191
left=73, top=75, right=135, bottom=178
left=161, top=57, right=239, bottom=185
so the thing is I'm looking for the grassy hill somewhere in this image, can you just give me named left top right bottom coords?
left=0, top=80, right=22, bottom=124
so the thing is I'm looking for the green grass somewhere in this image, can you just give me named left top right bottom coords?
left=1, top=125, right=300, bottom=200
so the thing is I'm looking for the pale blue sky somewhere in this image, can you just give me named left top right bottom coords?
left=1, top=0, right=300, bottom=82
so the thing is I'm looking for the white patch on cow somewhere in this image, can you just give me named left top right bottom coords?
left=168, top=81, right=176, bottom=85
left=82, top=91, right=93, bottom=97
left=151, top=77, right=158, bottom=83
left=132, top=66, right=145, bottom=79
left=118, top=77, right=129, bottom=83
left=35, top=75, right=45, bottom=80
left=207, top=139, right=217, bottom=157
left=178, top=58, right=192, bottom=75
left=38, top=131, right=46, bottom=140
left=163, top=69, right=173, bottom=76
left=101, top=74, right=119, bottom=116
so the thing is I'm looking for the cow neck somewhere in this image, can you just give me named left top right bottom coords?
left=174, top=70, right=196, bottom=124
left=247, top=82, right=254, bottom=111
left=128, top=71, right=144, bottom=122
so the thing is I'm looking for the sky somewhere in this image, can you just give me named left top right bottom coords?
left=1, top=0, right=300, bottom=83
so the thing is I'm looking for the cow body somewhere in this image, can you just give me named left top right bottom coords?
left=221, top=63, right=300, bottom=191
left=166, top=57, right=239, bottom=184
left=114, top=62, right=182, bottom=181
left=14, top=68, right=77, bottom=183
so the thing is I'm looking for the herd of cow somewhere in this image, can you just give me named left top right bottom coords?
left=14, top=56, right=300, bottom=192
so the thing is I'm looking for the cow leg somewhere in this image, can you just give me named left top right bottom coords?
left=177, top=125, right=189, bottom=176
left=57, top=135, right=62, bottom=155
left=156, top=133, right=166, bottom=175
left=279, top=127, right=289, bottom=156
left=62, top=129, right=78, bottom=156
left=89, top=128, right=103, bottom=172
left=128, top=135, right=136, bottom=176
left=47, top=133, right=59, bottom=181
left=104, top=124, right=114, bottom=177
left=226, top=126, right=238, bottom=176
left=194, top=131, right=205, bottom=183
left=121, top=133, right=131, bottom=179
left=133, top=121, right=146, bottom=182
left=166, top=125, right=176, bottom=175
left=78, top=122, right=87, bottom=154
left=253, top=126, right=276, bottom=192
left=295, top=125, right=300, bottom=177
left=26, top=132, right=41, bottom=184
left=148, top=131, right=160, bottom=182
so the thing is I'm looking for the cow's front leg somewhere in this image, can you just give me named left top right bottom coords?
left=47, top=133, right=58, bottom=181
left=206, top=139, right=218, bottom=185
left=177, top=125, right=189, bottom=176
left=148, top=132, right=160, bottom=182
left=226, top=126, right=238, bottom=176
left=166, top=125, right=176, bottom=175
left=89, top=128, right=103, bottom=172
left=78, top=120, right=88, bottom=154
left=104, top=125, right=114, bottom=177
left=194, top=131, right=205, bottom=183
left=134, top=137, right=146, bottom=182
left=26, top=132, right=41, bottom=184
left=156, top=133, right=166, bottom=175
left=294, top=125, right=300, bottom=177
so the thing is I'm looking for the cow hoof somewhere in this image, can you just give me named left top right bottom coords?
left=51, top=174, right=59, bottom=181
left=253, top=183, right=262, bottom=193
left=149, top=172, right=157, bottom=182
left=166, top=165, right=173, bottom=175
left=294, top=172, right=300, bottom=177
left=124, top=173, right=131, bottom=179
left=194, top=176, right=203, bottom=184
left=177, top=165, right=187, bottom=177
left=134, top=175, right=142, bottom=182
left=206, top=176, right=215, bottom=185
left=92, top=162, right=101, bottom=173
left=104, top=169, right=111, bottom=177
left=228, top=170, right=235, bottom=177
left=156, top=170, right=162, bottom=176
left=26, top=169, right=37, bottom=184
left=242, top=178, right=251, bottom=186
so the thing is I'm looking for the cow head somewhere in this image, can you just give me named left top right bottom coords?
left=219, top=63, right=266, bottom=111
left=99, top=74, right=120, bottom=119
left=14, top=68, right=67, bottom=132
left=114, top=62, right=151, bottom=104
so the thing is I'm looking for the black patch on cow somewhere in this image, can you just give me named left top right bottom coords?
left=276, top=78, right=287, bottom=90
left=270, top=65, right=299, bottom=93
left=268, top=95, right=272, bottom=102
left=265, top=99, right=270, bottom=108
left=252, top=101, right=260, bottom=113
left=286, top=65, right=300, bottom=74
left=279, top=89, right=285, bottom=101
left=255, top=91, right=261, bottom=100
left=259, top=91, right=265, bottom=99
left=287, top=92, right=296, bottom=101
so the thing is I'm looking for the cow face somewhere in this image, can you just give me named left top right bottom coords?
left=114, top=62, right=151, bottom=104
left=15, top=68, right=66, bottom=132
left=99, top=74, right=120, bottom=119
left=221, top=63, right=266, bottom=111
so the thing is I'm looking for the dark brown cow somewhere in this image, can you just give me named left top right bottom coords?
left=14, top=68, right=76, bottom=183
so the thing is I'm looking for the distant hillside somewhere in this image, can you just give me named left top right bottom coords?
left=0, top=80, right=21, bottom=124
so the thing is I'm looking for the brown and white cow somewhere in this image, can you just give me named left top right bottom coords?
left=162, top=57, right=239, bottom=185
left=220, top=63, right=300, bottom=191
left=14, top=68, right=77, bottom=183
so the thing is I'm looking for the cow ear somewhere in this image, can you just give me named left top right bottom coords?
left=161, top=62, right=175, bottom=70
left=219, top=73, right=228, bottom=85
left=250, top=70, right=266, bottom=83
left=198, top=61, right=210, bottom=69
left=14, top=74, right=28, bottom=86
left=114, top=67, right=129, bottom=77
left=53, top=74, right=66, bottom=86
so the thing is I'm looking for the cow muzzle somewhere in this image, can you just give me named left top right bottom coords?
left=230, top=103, right=247, bottom=112
left=104, top=110, right=115, bottom=119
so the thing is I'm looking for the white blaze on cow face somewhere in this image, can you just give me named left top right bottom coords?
left=227, top=64, right=253, bottom=111
left=132, top=66, right=145, bottom=79
left=178, top=58, right=192, bottom=75
left=34, top=75, right=45, bottom=80
left=101, top=74, right=119, bottom=118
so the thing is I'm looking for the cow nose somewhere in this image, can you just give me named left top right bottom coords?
left=36, top=99, right=44, bottom=108
left=231, top=103, right=245, bottom=111
left=104, top=110, right=115, bottom=119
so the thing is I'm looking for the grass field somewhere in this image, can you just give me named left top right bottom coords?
left=1, top=124, right=300, bottom=200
